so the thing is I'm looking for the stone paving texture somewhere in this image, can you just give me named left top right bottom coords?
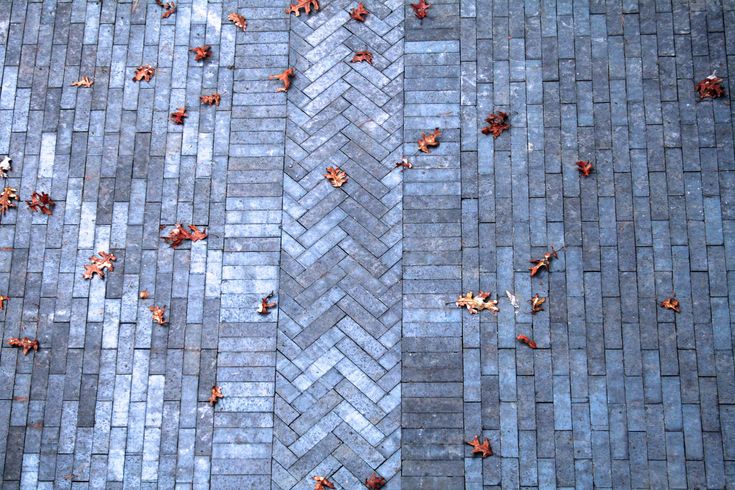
left=0, top=0, right=734, bottom=488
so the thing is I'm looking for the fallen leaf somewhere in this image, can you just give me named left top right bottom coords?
left=456, top=291, right=499, bottom=314
left=200, top=93, right=221, bottom=106
left=257, top=291, right=277, bottom=314
left=418, top=128, right=441, bottom=153
left=13, top=396, right=28, bottom=402
left=695, top=72, right=725, bottom=99
left=155, top=0, right=176, bottom=18
left=0, top=295, right=8, bottom=310
left=63, top=474, right=76, bottom=481
left=324, top=166, right=348, bottom=187
left=516, top=334, right=537, bottom=349
left=529, top=246, right=559, bottom=277
left=576, top=160, right=593, bottom=177
left=395, top=158, right=413, bottom=171
left=481, top=111, right=510, bottom=138
left=190, top=45, right=212, bottom=62
left=71, top=76, right=94, bottom=88
left=286, top=0, right=320, bottom=16
left=313, top=476, right=335, bottom=490
left=529, top=293, right=546, bottom=314
left=411, top=0, right=431, bottom=19
left=365, top=473, right=386, bottom=489
left=505, top=290, right=519, bottom=309
left=139, top=290, right=149, bottom=299
left=351, top=50, right=373, bottom=64
left=162, top=224, right=208, bottom=248
left=26, top=192, right=55, bottom=215
left=228, top=12, right=247, bottom=31
left=466, top=435, right=493, bottom=458
left=170, top=107, right=188, bottom=125
left=350, top=3, right=369, bottom=21
left=7, top=337, right=39, bottom=356
left=660, top=297, right=680, bottom=313
left=82, top=251, right=116, bottom=280
left=132, top=65, right=155, bottom=82
left=269, top=67, right=296, bottom=92
left=0, top=187, right=19, bottom=218
left=149, top=305, right=168, bottom=325
left=29, top=421, right=43, bottom=429
left=0, top=156, right=11, bottom=178
left=209, top=385, right=224, bottom=406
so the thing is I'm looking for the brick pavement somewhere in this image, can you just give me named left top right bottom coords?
left=0, top=0, right=734, bottom=489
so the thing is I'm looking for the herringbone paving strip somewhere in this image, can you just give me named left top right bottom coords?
left=273, top=0, right=404, bottom=488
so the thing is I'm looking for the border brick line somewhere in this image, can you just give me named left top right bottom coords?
left=401, top=0, right=465, bottom=487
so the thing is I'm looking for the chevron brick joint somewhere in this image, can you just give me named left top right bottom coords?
left=273, top=0, right=404, bottom=488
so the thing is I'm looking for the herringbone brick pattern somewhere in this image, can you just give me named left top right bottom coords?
left=272, top=0, right=404, bottom=488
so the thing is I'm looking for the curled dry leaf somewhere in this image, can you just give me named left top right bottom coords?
left=71, top=76, right=94, bottom=88
left=7, top=337, right=39, bottom=356
left=576, top=160, right=593, bottom=177
left=456, top=291, right=499, bottom=314
left=529, top=246, right=558, bottom=277
left=516, top=334, right=537, bottom=349
left=350, top=3, right=369, bottom=22
left=324, top=166, right=348, bottom=187
left=269, top=67, right=296, bottom=93
left=0, top=156, right=11, bottom=178
left=200, top=93, right=221, bottom=106
left=0, top=187, right=18, bottom=218
left=190, top=45, right=212, bottom=62
left=505, top=290, right=519, bottom=309
left=418, top=128, right=441, bottom=153
left=529, top=293, right=546, bottom=314
left=481, top=111, right=510, bottom=138
left=0, top=295, right=8, bottom=310
left=149, top=305, right=168, bottom=325
left=466, top=435, right=493, bottom=458
left=26, top=192, right=55, bottom=215
left=132, top=65, right=155, bottom=82
left=395, top=158, right=413, bottom=171
left=365, top=473, right=386, bottom=489
left=209, top=385, right=224, bottom=406
left=351, top=50, right=373, bottom=64
left=139, top=290, right=150, bottom=299
left=155, top=0, right=176, bottom=18
left=660, top=297, right=680, bottom=313
left=170, top=107, right=188, bottom=125
left=162, top=224, right=208, bottom=248
left=286, top=0, right=320, bottom=16
left=411, top=0, right=431, bottom=19
left=257, top=291, right=277, bottom=314
left=695, top=72, right=725, bottom=99
left=83, top=251, right=117, bottom=279
left=313, top=476, right=335, bottom=490
left=228, top=12, right=247, bottom=31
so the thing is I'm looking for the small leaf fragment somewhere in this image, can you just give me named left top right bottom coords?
left=394, top=158, right=413, bottom=171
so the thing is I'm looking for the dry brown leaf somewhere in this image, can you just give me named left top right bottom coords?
left=481, top=111, right=510, bottom=138
left=466, top=435, right=493, bottom=458
left=351, top=50, right=373, bottom=64
left=456, top=291, right=499, bottom=314
left=0, top=295, right=8, bottom=310
left=269, top=67, right=296, bottom=92
left=209, top=385, right=224, bottom=406
left=411, top=0, right=431, bottom=19
left=529, top=293, right=546, bottom=314
left=529, top=246, right=559, bottom=277
left=257, top=291, right=277, bottom=314
left=286, top=0, right=320, bottom=16
left=365, top=473, right=386, bottom=489
left=82, top=251, right=116, bottom=280
left=200, top=93, right=221, bottom=106
left=7, top=337, right=39, bottom=356
left=149, top=305, right=168, bottom=325
left=313, top=476, right=335, bottom=490
left=190, top=45, right=212, bottom=62
left=395, top=158, right=413, bottom=171
left=132, top=65, right=155, bottom=82
left=156, top=0, right=176, bottom=18
left=576, top=160, right=593, bottom=177
left=695, top=72, right=725, bottom=99
left=350, top=3, right=369, bottom=21
left=71, top=76, right=94, bottom=88
left=170, top=107, right=188, bottom=125
left=139, top=290, right=150, bottom=299
left=660, top=297, right=680, bottom=313
left=26, top=192, right=55, bottom=216
left=228, top=12, right=247, bottom=31
left=516, top=335, right=537, bottom=349
left=0, top=156, right=11, bottom=178
left=162, top=224, right=208, bottom=248
left=324, top=166, right=348, bottom=187
left=418, top=128, right=441, bottom=153
left=0, top=187, right=18, bottom=218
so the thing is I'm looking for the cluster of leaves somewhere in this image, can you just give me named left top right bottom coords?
left=228, top=12, right=247, bottom=31
left=417, top=128, right=441, bottom=153
left=466, top=435, right=492, bottom=458
left=155, top=0, right=176, bottom=18
left=149, top=305, right=168, bottom=325
left=456, top=291, right=499, bottom=314
left=482, top=111, right=510, bottom=138
left=411, top=0, right=431, bottom=19
left=269, top=67, right=296, bottom=92
left=0, top=187, right=19, bottom=219
left=257, top=291, right=277, bottom=314
left=695, top=72, right=725, bottom=99
left=8, top=337, right=39, bottom=355
left=208, top=386, right=224, bottom=406
left=26, top=192, right=55, bottom=215
left=324, top=166, right=348, bottom=188
left=161, top=224, right=208, bottom=248
left=83, top=251, right=117, bottom=280
left=576, top=160, right=593, bottom=177
left=71, top=76, right=94, bottom=88
left=132, top=65, right=155, bottom=82
left=350, top=3, right=369, bottom=22
left=190, top=45, right=212, bottom=62
left=351, top=50, right=373, bottom=64
left=170, top=107, right=188, bottom=125
left=286, top=0, right=320, bottom=16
